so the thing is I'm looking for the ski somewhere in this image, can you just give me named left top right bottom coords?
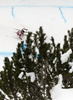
left=14, top=28, right=28, bottom=31
left=12, top=36, right=22, bottom=40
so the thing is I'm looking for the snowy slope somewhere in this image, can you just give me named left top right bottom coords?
left=0, top=0, right=73, bottom=51
left=0, top=0, right=73, bottom=6
left=50, top=75, right=73, bottom=100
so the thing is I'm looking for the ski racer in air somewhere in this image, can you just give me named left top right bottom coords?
left=17, top=28, right=27, bottom=40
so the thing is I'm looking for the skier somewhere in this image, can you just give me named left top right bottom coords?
left=17, top=28, right=27, bottom=40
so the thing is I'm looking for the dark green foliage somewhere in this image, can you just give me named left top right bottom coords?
left=68, top=28, right=73, bottom=51
left=62, top=28, right=73, bottom=88
left=0, top=27, right=73, bottom=100
left=0, top=57, right=18, bottom=99
left=62, top=35, right=69, bottom=53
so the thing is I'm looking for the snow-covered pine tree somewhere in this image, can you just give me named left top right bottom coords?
left=62, top=28, right=73, bottom=88
left=0, top=57, right=18, bottom=100
left=62, top=35, right=69, bottom=53
left=0, top=27, right=53, bottom=100
left=33, top=27, right=52, bottom=100
left=68, top=28, right=73, bottom=61
left=21, top=32, right=45, bottom=100
left=68, top=28, right=73, bottom=52
left=58, top=28, right=73, bottom=88
left=1, top=27, right=73, bottom=99
left=11, top=32, right=45, bottom=100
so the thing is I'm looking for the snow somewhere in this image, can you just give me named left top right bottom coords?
left=26, top=72, right=35, bottom=82
left=0, top=0, right=73, bottom=100
left=18, top=72, right=35, bottom=82
left=18, top=72, right=24, bottom=79
left=61, top=49, right=72, bottom=64
left=0, top=89, right=10, bottom=99
left=50, top=74, right=73, bottom=100
left=69, top=62, right=73, bottom=73
left=16, top=92, right=22, bottom=100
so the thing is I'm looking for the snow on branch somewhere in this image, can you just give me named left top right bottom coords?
left=69, top=62, right=73, bottom=73
left=18, top=72, right=24, bottom=79
left=26, top=72, right=35, bottom=82
left=18, top=72, right=35, bottom=82
left=0, top=89, right=10, bottom=99
left=61, top=49, right=72, bottom=64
